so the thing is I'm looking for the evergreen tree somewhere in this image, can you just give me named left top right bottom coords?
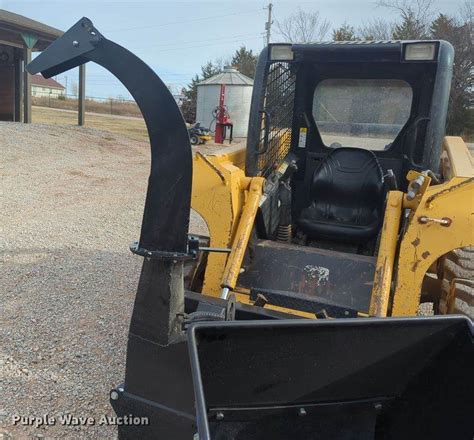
left=430, top=13, right=473, bottom=136
left=231, top=46, right=258, bottom=78
left=332, top=23, right=357, bottom=41
left=181, top=61, right=223, bottom=122
left=392, top=9, right=427, bottom=39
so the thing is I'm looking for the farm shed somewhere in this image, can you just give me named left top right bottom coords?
left=0, top=9, right=86, bottom=124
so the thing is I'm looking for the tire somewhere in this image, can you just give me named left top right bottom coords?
left=439, top=247, right=474, bottom=319
left=190, top=135, right=199, bottom=145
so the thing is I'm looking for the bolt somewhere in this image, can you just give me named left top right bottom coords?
left=110, top=390, right=119, bottom=401
left=216, top=412, right=224, bottom=421
left=298, top=407, right=307, bottom=417
left=72, top=40, right=79, bottom=47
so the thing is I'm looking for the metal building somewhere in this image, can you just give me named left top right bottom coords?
left=196, top=67, right=253, bottom=138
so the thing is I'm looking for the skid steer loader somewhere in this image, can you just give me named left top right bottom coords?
left=27, top=18, right=473, bottom=440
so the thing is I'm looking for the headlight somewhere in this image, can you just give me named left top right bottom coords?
left=403, top=42, right=437, bottom=61
left=270, top=45, right=294, bottom=61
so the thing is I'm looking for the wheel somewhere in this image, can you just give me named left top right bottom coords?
left=439, top=247, right=474, bottom=318
left=190, top=134, right=199, bottom=145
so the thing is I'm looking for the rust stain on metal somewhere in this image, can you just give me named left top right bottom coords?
left=411, top=238, right=420, bottom=247
left=412, top=259, right=421, bottom=272
left=371, top=263, right=386, bottom=315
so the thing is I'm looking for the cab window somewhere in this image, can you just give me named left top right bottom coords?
left=312, top=79, right=413, bottom=151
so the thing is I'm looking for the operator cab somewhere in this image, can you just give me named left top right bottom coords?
left=246, top=40, right=453, bottom=254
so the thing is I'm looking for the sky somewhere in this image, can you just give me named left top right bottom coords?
left=1, top=0, right=464, bottom=100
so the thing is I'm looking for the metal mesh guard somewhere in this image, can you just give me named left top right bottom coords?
left=257, top=62, right=296, bottom=177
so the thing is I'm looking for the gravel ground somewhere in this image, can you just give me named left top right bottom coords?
left=0, top=122, right=209, bottom=439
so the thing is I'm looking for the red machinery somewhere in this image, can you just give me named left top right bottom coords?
left=214, top=84, right=233, bottom=144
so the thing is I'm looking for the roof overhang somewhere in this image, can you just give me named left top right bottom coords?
left=0, top=9, right=63, bottom=51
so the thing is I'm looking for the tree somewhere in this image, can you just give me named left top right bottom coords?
left=333, top=23, right=356, bottom=41
left=357, top=18, right=396, bottom=40
left=231, top=46, right=258, bottom=78
left=276, top=8, right=330, bottom=43
left=376, top=0, right=434, bottom=39
left=181, top=60, right=223, bottom=122
left=392, top=9, right=428, bottom=39
left=430, top=12, right=473, bottom=136
left=200, top=60, right=222, bottom=79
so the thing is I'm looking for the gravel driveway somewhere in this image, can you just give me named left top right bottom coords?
left=0, top=122, right=206, bottom=439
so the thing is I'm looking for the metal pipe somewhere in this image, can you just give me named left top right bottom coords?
left=220, top=177, right=264, bottom=295
left=220, top=287, right=230, bottom=300
left=78, top=63, right=85, bottom=126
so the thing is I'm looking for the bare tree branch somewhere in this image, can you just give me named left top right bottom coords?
left=376, top=0, right=435, bottom=24
left=376, top=0, right=435, bottom=38
left=357, top=18, right=396, bottom=40
left=459, top=0, right=473, bottom=29
left=276, top=8, right=331, bottom=43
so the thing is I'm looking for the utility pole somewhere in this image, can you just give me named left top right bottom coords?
left=265, top=2, right=273, bottom=46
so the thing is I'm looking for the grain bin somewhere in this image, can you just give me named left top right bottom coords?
left=196, top=67, right=254, bottom=138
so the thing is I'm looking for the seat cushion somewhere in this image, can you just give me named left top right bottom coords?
left=298, top=148, right=384, bottom=242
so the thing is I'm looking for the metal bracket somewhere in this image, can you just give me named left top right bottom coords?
left=129, top=241, right=194, bottom=261
left=181, top=294, right=236, bottom=330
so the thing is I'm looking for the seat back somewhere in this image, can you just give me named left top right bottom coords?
left=298, top=148, right=384, bottom=241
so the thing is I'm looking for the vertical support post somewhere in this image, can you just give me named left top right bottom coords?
left=78, top=63, right=86, bottom=126
left=265, top=2, right=273, bottom=46
left=23, top=45, right=32, bottom=123
left=14, top=48, right=23, bottom=122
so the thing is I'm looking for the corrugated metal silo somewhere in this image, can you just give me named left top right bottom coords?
left=196, top=67, right=254, bottom=138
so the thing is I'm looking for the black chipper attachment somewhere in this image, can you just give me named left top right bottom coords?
left=28, top=17, right=197, bottom=438
left=28, top=18, right=474, bottom=440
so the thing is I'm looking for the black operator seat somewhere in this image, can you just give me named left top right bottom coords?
left=298, top=147, right=384, bottom=242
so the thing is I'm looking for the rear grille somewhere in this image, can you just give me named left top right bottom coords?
left=257, top=62, right=296, bottom=177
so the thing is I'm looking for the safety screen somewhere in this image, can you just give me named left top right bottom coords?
left=257, top=62, right=296, bottom=177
